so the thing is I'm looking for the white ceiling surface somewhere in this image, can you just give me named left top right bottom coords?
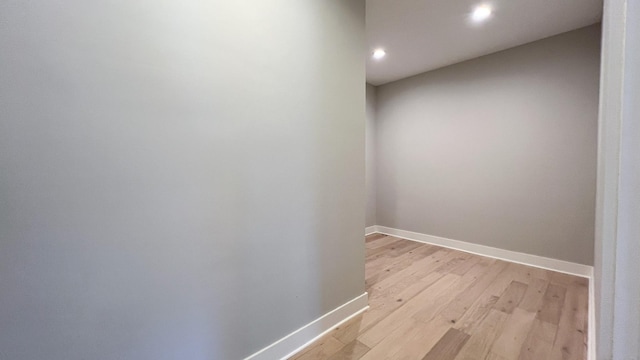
left=366, top=0, right=603, bottom=85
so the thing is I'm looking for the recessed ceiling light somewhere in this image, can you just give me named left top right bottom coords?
left=471, top=5, right=492, bottom=22
left=372, top=48, right=386, bottom=60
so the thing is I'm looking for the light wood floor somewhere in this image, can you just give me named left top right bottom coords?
left=290, top=234, right=589, bottom=360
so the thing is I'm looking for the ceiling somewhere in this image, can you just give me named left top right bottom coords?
left=366, top=0, right=603, bottom=85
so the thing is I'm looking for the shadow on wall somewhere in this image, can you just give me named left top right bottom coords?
left=0, top=1, right=365, bottom=360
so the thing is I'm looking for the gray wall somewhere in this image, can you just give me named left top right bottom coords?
left=366, top=84, right=377, bottom=227
left=0, top=1, right=365, bottom=360
left=374, top=25, right=600, bottom=265
left=595, top=0, right=640, bottom=358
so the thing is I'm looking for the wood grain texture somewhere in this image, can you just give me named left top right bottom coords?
left=549, top=281, right=589, bottom=360
left=518, top=319, right=557, bottom=360
left=518, top=277, right=550, bottom=312
left=393, top=317, right=452, bottom=360
left=493, top=281, right=527, bottom=314
left=325, top=341, right=370, bottom=360
left=359, top=273, right=461, bottom=347
left=537, top=283, right=567, bottom=325
left=488, top=308, right=537, bottom=359
left=421, top=328, right=470, bottom=360
left=454, top=310, right=509, bottom=360
left=290, top=235, right=588, bottom=360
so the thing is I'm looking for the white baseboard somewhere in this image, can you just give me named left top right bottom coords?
left=244, top=292, right=369, bottom=360
left=373, top=226, right=593, bottom=278
left=365, top=226, right=377, bottom=236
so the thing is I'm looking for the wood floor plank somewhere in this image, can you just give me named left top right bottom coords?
left=379, top=317, right=452, bottom=360
left=421, top=328, right=470, bottom=360
left=485, top=353, right=509, bottom=360
left=413, top=260, right=490, bottom=323
left=488, top=308, right=537, bottom=359
left=537, top=283, right=567, bottom=325
left=366, top=236, right=423, bottom=259
left=519, top=319, right=557, bottom=360
left=450, top=255, right=482, bottom=276
left=481, top=262, right=525, bottom=298
left=438, top=260, right=510, bottom=323
left=450, top=294, right=499, bottom=334
left=453, top=309, right=509, bottom=360
left=505, top=262, right=552, bottom=285
left=450, top=264, right=515, bottom=334
left=325, top=340, right=370, bottom=360
left=330, top=314, right=365, bottom=344
left=518, top=278, right=549, bottom=313
left=365, top=237, right=411, bottom=260
left=365, top=233, right=387, bottom=243
left=290, top=336, right=344, bottom=360
left=359, top=318, right=435, bottom=360
left=522, top=266, right=554, bottom=281
left=434, top=252, right=472, bottom=274
left=365, top=246, right=446, bottom=288
left=493, top=281, right=528, bottom=314
left=368, top=271, right=443, bottom=307
left=362, top=273, right=445, bottom=333
left=366, top=235, right=403, bottom=249
left=549, top=271, right=584, bottom=286
left=359, top=273, right=461, bottom=347
left=369, top=272, right=422, bottom=302
left=378, top=240, right=425, bottom=260
left=549, top=281, right=588, bottom=360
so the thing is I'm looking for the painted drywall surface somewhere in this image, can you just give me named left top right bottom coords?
left=613, top=1, right=640, bottom=356
left=613, top=1, right=640, bottom=354
left=366, top=84, right=377, bottom=227
left=595, top=0, right=640, bottom=358
left=0, top=1, right=365, bottom=359
left=375, top=25, right=600, bottom=265
left=594, top=0, right=623, bottom=356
